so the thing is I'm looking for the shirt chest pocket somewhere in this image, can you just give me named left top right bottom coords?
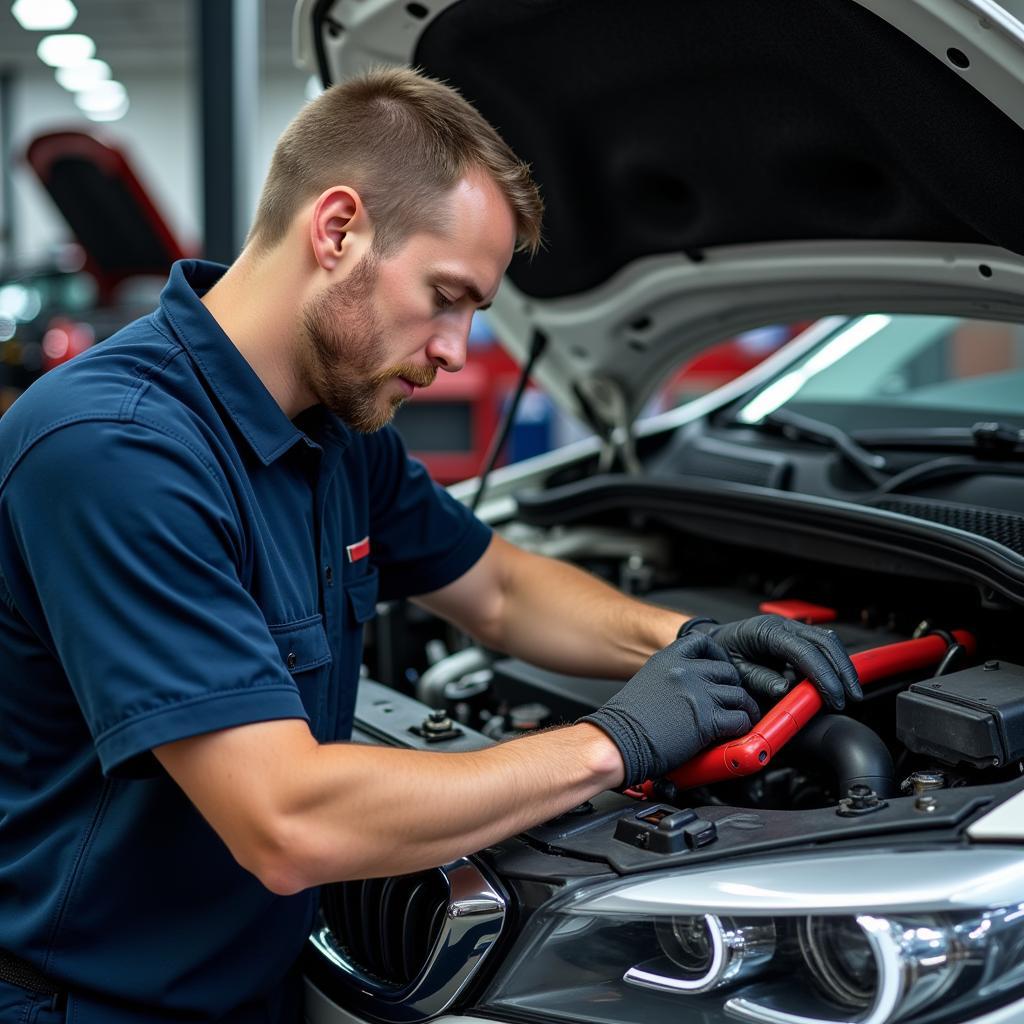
left=269, top=615, right=332, bottom=735
left=344, top=565, right=379, bottom=626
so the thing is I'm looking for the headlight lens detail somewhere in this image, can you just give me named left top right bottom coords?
left=480, top=850, right=1024, bottom=1024
left=623, top=915, right=776, bottom=993
left=726, top=914, right=963, bottom=1024
left=798, top=916, right=879, bottom=1009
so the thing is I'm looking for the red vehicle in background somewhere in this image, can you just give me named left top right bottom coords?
left=0, top=129, right=188, bottom=414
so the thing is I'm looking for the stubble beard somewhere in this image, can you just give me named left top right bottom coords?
left=300, top=253, right=436, bottom=433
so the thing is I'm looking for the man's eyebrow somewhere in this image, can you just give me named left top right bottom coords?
left=434, top=273, right=493, bottom=310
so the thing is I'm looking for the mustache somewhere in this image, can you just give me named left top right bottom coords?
left=372, top=363, right=437, bottom=389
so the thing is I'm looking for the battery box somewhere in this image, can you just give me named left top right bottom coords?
left=896, top=660, right=1024, bottom=769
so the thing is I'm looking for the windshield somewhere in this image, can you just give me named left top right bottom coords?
left=735, top=314, right=1024, bottom=433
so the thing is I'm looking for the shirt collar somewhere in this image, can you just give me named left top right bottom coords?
left=158, top=259, right=351, bottom=465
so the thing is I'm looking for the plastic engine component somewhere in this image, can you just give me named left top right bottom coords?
left=757, top=599, right=836, bottom=623
left=897, top=660, right=1024, bottom=769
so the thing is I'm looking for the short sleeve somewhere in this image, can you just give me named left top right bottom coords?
left=363, top=427, right=492, bottom=601
left=0, top=421, right=308, bottom=777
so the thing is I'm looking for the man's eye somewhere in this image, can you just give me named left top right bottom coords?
left=434, top=290, right=454, bottom=311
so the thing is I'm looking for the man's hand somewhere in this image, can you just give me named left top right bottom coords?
left=580, top=632, right=761, bottom=788
left=684, top=615, right=862, bottom=709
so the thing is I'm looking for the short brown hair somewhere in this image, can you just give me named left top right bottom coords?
left=247, top=67, right=543, bottom=258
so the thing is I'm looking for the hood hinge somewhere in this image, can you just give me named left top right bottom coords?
left=576, top=376, right=641, bottom=474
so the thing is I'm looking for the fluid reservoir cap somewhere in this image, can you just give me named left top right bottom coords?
left=509, top=702, right=551, bottom=731
left=909, top=770, right=947, bottom=795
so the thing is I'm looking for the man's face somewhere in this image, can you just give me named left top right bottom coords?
left=300, top=171, right=516, bottom=432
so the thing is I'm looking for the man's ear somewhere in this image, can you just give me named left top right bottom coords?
left=309, top=186, right=370, bottom=271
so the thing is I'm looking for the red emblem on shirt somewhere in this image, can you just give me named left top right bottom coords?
left=346, top=536, right=371, bottom=562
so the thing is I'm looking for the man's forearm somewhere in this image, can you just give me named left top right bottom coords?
left=296, top=721, right=623, bottom=887
left=156, top=718, right=624, bottom=894
left=484, top=540, right=689, bottom=678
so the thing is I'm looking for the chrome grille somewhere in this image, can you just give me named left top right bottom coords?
left=308, top=857, right=506, bottom=1023
left=322, top=870, right=449, bottom=986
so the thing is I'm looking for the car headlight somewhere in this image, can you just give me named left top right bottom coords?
left=481, top=848, right=1024, bottom=1024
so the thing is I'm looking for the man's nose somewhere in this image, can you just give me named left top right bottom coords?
left=425, top=319, right=469, bottom=373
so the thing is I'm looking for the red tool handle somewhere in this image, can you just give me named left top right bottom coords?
left=640, top=630, right=976, bottom=796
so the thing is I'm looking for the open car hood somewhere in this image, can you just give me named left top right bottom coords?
left=295, top=0, right=1024, bottom=432
left=25, top=130, right=188, bottom=304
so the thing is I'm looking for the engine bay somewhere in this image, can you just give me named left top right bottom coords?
left=360, top=508, right=1024, bottom=839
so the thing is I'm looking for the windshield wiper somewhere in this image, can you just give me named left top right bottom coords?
left=753, top=408, right=890, bottom=486
left=851, top=422, right=1024, bottom=458
left=731, top=412, right=1024, bottom=493
left=868, top=422, right=1024, bottom=495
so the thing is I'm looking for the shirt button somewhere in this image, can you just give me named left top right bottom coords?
left=286, top=652, right=298, bottom=670
left=325, top=565, right=334, bottom=586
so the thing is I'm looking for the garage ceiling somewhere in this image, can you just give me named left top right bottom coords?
left=0, top=1, right=297, bottom=74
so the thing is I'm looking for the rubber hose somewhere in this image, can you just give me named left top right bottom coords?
left=415, top=647, right=490, bottom=708
left=788, top=714, right=897, bottom=799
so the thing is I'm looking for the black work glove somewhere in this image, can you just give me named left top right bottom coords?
left=680, top=614, right=862, bottom=710
left=579, top=632, right=761, bottom=789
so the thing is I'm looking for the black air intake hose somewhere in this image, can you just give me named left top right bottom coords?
left=789, top=714, right=896, bottom=799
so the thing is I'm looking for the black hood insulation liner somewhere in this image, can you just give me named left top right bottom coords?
left=412, top=0, right=1024, bottom=298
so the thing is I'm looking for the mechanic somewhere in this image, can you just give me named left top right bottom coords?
left=0, top=69, right=861, bottom=1024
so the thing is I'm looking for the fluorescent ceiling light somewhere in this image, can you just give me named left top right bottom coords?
left=36, top=32, right=94, bottom=67
left=55, top=58, right=111, bottom=91
left=12, top=0, right=77, bottom=31
left=0, top=283, right=41, bottom=322
left=74, top=80, right=126, bottom=113
left=83, top=98, right=129, bottom=123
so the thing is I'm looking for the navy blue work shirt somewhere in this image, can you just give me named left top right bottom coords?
left=0, top=260, right=491, bottom=1023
